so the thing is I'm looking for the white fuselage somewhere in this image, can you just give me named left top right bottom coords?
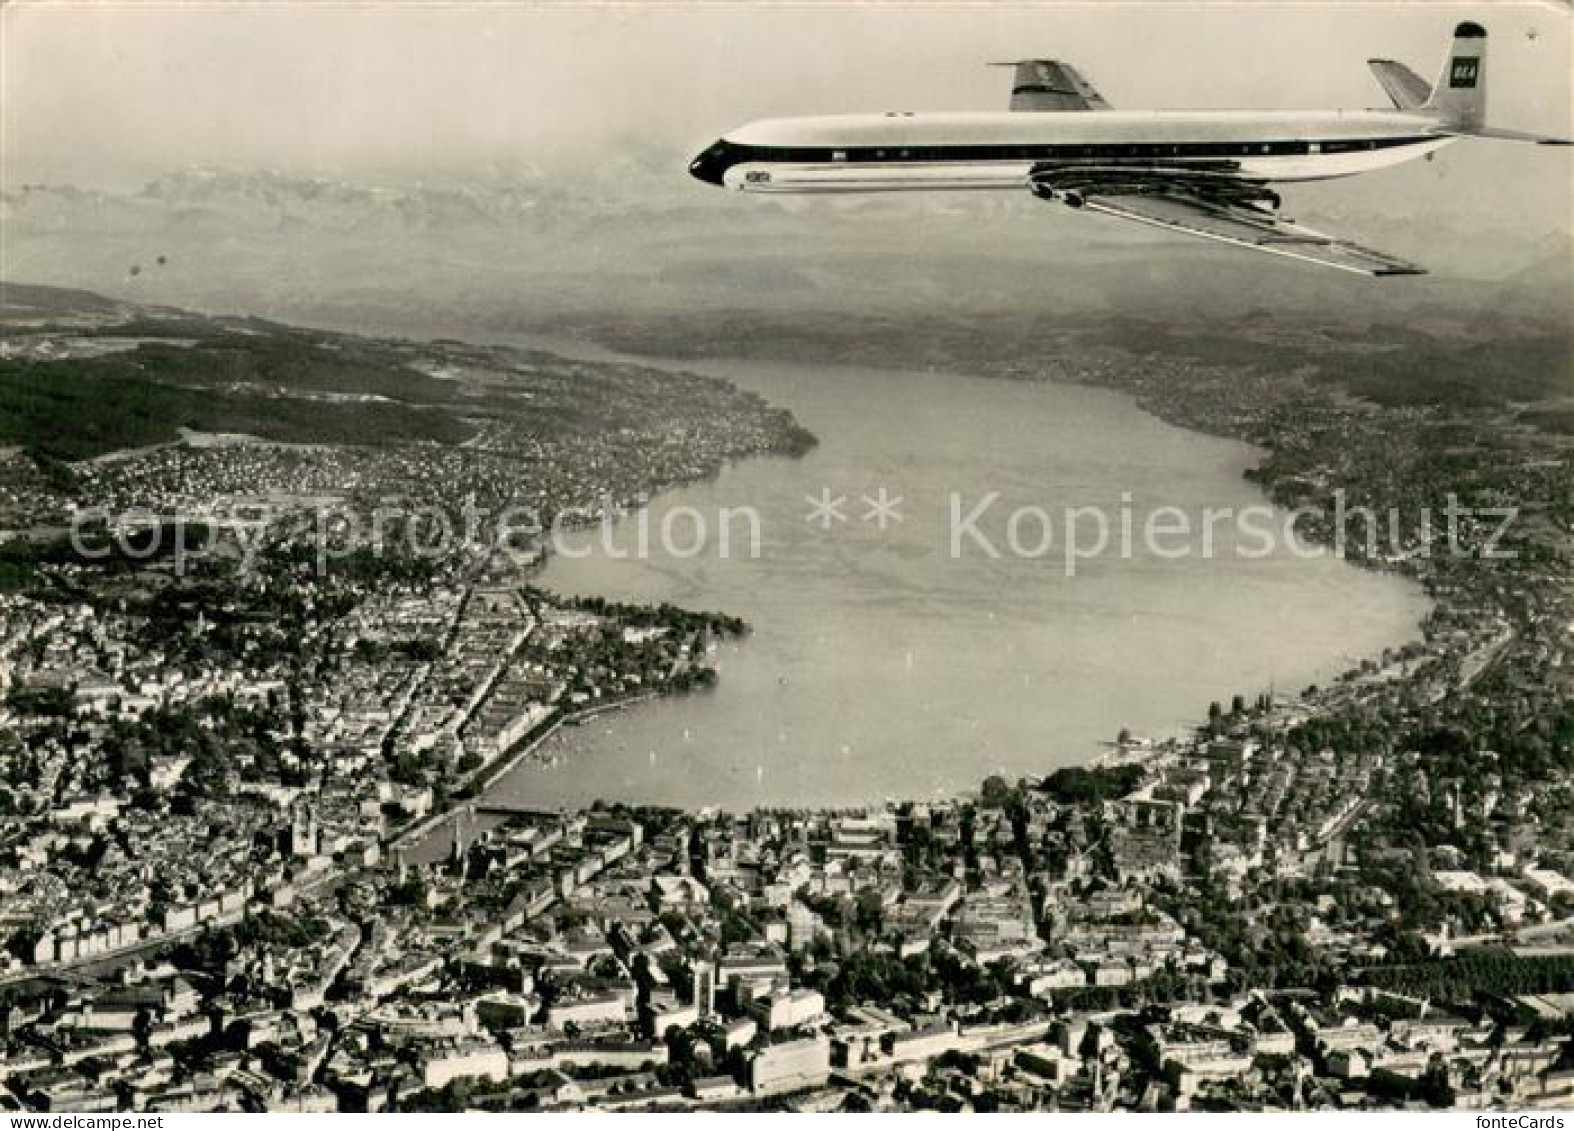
left=690, top=109, right=1455, bottom=192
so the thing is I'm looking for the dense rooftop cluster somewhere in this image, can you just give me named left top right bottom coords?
left=0, top=289, right=1571, bottom=1111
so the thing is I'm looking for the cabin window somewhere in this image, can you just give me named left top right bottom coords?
left=832, top=150, right=847, bottom=162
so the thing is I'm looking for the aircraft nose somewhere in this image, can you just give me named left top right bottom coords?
left=689, top=140, right=730, bottom=186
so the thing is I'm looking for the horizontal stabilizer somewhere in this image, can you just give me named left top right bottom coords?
left=1441, top=124, right=1574, bottom=145
left=1368, top=59, right=1431, bottom=110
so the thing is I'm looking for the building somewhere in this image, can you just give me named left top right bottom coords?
left=751, top=1036, right=831, bottom=1094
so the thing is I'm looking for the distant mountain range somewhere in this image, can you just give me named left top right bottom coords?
left=3, top=163, right=1570, bottom=337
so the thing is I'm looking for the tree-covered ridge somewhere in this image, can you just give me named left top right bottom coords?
left=0, top=349, right=471, bottom=462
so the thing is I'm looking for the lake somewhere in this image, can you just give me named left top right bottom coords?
left=483, top=350, right=1427, bottom=811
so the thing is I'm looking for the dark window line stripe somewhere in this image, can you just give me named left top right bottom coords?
left=720, top=135, right=1432, bottom=167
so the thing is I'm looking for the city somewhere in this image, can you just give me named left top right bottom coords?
left=0, top=280, right=1570, bottom=1112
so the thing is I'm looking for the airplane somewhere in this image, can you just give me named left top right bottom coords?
left=689, top=22, right=1570, bottom=276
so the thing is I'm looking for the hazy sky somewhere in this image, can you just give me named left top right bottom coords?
left=3, top=0, right=1571, bottom=188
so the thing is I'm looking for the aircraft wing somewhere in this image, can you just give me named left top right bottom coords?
left=1032, top=176, right=1426, bottom=276
left=994, top=60, right=1111, bottom=112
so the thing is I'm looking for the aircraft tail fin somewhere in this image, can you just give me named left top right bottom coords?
left=1367, top=59, right=1430, bottom=110
left=1410, top=23, right=1572, bottom=143
left=1422, top=21, right=1487, bottom=130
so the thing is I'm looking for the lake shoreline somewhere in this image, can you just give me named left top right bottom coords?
left=459, top=339, right=1428, bottom=814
